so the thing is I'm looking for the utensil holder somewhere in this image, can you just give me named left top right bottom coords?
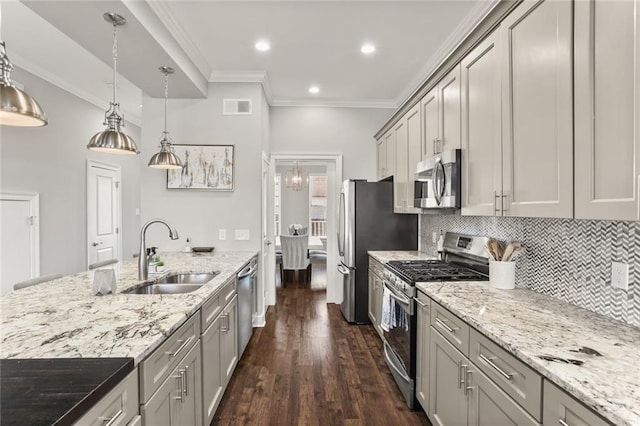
left=489, top=261, right=515, bottom=290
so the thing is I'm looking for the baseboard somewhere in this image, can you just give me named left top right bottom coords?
left=252, top=313, right=266, bottom=327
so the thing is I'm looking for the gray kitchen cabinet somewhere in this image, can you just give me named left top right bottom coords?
left=142, top=341, right=202, bottom=426
left=421, top=86, right=438, bottom=160
left=221, top=295, right=239, bottom=387
left=415, top=290, right=430, bottom=414
left=499, top=0, right=573, bottom=218
left=368, top=257, right=385, bottom=338
left=376, top=139, right=385, bottom=180
left=460, top=29, right=503, bottom=217
left=201, top=310, right=224, bottom=425
left=74, top=369, right=139, bottom=426
left=376, top=129, right=395, bottom=181
left=574, top=0, right=640, bottom=221
left=394, top=103, right=422, bottom=214
left=367, top=273, right=377, bottom=330
left=429, top=327, right=469, bottom=426
left=543, top=380, right=610, bottom=426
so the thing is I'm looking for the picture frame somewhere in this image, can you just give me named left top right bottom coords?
left=167, top=144, right=234, bottom=191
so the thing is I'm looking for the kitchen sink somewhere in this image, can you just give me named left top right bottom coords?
left=123, top=272, right=220, bottom=295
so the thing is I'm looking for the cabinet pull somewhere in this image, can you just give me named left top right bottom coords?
left=479, top=354, right=513, bottom=380
left=464, top=367, right=473, bottom=395
left=493, top=191, right=501, bottom=214
left=435, top=317, right=456, bottom=333
left=183, top=365, right=189, bottom=397
left=501, top=193, right=509, bottom=212
left=458, top=360, right=463, bottom=389
left=99, top=409, right=123, bottom=426
left=166, top=336, right=193, bottom=359
left=173, top=372, right=184, bottom=402
left=221, top=313, right=229, bottom=333
left=558, top=420, right=570, bottom=426
left=415, top=298, right=427, bottom=308
left=433, top=138, right=440, bottom=154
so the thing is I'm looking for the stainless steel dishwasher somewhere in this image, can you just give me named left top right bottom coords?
left=237, top=256, right=257, bottom=357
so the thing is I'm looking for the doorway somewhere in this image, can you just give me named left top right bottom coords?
left=264, top=154, right=343, bottom=306
left=86, top=160, right=122, bottom=267
left=0, top=193, right=40, bottom=295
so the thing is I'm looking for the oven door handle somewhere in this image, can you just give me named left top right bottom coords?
left=384, top=341, right=412, bottom=383
left=383, top=282, right=413, bottom=315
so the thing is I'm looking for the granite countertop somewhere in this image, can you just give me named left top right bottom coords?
left=370, top=250, right=640, bottom=425
left=0, top=251, right=257, bottom=364
left=368, top=250, right=434, bottom=263
left=0, top=358, right=134, bottom=426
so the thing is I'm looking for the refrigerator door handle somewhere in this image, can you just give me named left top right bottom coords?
left=338, top=191, right=345, bottom=256
left=337, top=264, right=350, bottom=275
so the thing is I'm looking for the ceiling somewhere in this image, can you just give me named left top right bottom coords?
left=8, top=0, right=497, bottom=115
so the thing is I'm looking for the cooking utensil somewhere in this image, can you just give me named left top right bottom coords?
left=502, top=241, right=521, bottom=262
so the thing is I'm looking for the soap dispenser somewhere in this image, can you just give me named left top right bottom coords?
left=183, top=237, right=192, bottom=253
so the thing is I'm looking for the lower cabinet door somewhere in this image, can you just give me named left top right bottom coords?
left=543, top=380, right=610, bottom=426
left=429, top=328, right=468, bottom=426
left=415, top=292, right=430, bottom=414
left=221, top=295, right=239, bottom=386
left=367, top=272, right=377, bottom=326
left=467, top=364, right=539, bottom=426
left=142, top=342, right=202, bottom=426
left=202, top=313, right=224, bottom=425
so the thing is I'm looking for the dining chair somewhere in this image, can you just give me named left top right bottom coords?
left=14, top=274, right=63, bottom=291
left=279, top=235, right=311, bottom=285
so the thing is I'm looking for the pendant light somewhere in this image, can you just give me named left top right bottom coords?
left=87, top=13, right=138, bottom=155
left=285, top=161, right=308, bottom=191
left=148, top=66, right=182, bottom=169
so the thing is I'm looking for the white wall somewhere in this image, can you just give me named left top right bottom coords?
left=270, top=107, right=395, bottom=181
left=0, top=67, right=142, bottom=276
left=140, top=82, right=266, bottom=252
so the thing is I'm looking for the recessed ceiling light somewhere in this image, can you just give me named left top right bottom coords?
left=255, top=40, right=271, bottom=52
left=361, top=43, right=376, bottom=55
left=308, top=86, right=320, bottom=94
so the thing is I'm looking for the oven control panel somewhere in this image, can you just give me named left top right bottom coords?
left=383, top=269, right=416, bottom=298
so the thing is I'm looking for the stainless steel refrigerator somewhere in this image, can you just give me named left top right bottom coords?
left=338, top=180, right=417, bottom=323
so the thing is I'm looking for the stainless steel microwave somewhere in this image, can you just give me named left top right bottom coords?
left=414, top=149, right=461, bottom=210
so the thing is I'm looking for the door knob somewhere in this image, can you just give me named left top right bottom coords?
left=91, top=242, right=102, bottom=247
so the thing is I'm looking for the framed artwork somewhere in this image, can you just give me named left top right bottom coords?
left=167, top=144, right=234, bottom=191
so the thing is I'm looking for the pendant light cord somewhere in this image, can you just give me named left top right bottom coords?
left=111, top=22, right=117, bottom=104
left=163, top=71, right=169, bottom=135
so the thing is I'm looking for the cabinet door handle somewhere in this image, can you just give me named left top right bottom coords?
left=501, top=193, right=509, bottom=212
left=173, top=372, right=184, bottom=402
left=415, top=298, right=427, bottom=308
left=464, top=367, right=473, bottom=395
left=493, top=191, right=501, bottom=214
left=558, top=420, right=570, bottom=426
left=458, top=360, right=463, bottom=389
left=99, top=409, right=123, bottom=426
left=479, top=353, right=513, bottom=380
left=183, top=365, right=189, bottom=397
left=433, top=138, right=439, bottom=154
left=435, top=317, right=456, bottom=333
left=166, top=336, right=193, bottom=359
left=221, top=313, right=229, bottom=332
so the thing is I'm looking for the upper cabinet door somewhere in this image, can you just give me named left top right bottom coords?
left=406, top=103, right=422, bottom=212
left=376, top=139, right=385, bottom=181
left=461, top=31, right=503, bottom=216
left=500, top=0, right=573, bottom=218
left=394, top=120, right=408, bottom=212
left=384, top=130, right=395, bottom=178
left=574, top=0, right=640, bottom=221
left=421, top=86, right=439, bottom=160
left=438, top=64, right=462, bottom=154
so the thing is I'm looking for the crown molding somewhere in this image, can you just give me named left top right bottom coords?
left=10, top=53, right=142, bottom=127
left=145, top=1, right=212, bottom=78
left=395, top=0, right=501, bottom=107
left=270, top=98, right=397, bottom=109
left=209, top=70, right=274, bottom=103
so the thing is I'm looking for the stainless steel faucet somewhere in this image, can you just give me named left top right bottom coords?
left=138, top=218, right=179, bottom=280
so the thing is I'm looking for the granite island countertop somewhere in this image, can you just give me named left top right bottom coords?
left=368, top=250, right=640, bottom=425
left=0, top=251, right=258, bottom=364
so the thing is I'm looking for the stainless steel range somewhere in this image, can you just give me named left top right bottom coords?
left=381, top=232, right=490, bottom=409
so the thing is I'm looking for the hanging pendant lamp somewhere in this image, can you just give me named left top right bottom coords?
left=285, top=161, right=308, bottom=191
left=148, top=66, right=182, bottom=169
left=87, top=13, right=138, bottom=155
left=0, top=41, right=47, bottom=127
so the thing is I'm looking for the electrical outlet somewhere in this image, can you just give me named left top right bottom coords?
left=611, top=262, right=629, bottom=291
left=219, top=229, right=226, bottom=241
left=235, top=229, right=250, bottom=240
left=432, top=232, right=438, bottom=244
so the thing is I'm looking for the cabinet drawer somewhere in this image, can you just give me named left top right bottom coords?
left=430, top=301, right=469, bottom=355
left=469, top=329, right=542, bottom=421
left=543, top=380, right=610, bottom=426
left=201, top=276, right=236, bottom=331
left=369, top=257, right=385, bottom=278
left=139, top=312, right=201, bottom=403
left=127, top=415, right=141, bottom=426
left=75, top=369, right=138, bottom=426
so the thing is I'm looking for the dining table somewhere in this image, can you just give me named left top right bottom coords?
left=275, top=235, right=325, bottom=250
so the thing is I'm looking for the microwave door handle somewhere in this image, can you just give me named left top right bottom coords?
left=437, top=160, right=446, bottom=200
left=432, top=158, right=445, bottom=205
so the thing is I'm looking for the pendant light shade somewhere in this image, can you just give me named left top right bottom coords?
left=285, top=162, right=308, bottom=191
left=87, top=13, right=138, bottom=155
left=0, top=42, right=47, bottom=127
left=148, top=66, right=182, bottom=170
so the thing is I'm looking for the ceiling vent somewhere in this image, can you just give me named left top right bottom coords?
left=223, top=99, right=252, bottom=115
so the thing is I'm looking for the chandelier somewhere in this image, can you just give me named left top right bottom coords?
left=285, top=161, right=308, bottom=191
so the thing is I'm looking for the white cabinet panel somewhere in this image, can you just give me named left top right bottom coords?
left=501, top=0, right=573, bottom=218
left=575, top=0, right=640, bottom=220
left=415, top=292, right=430, bottom=414
left=438, top=65, right=462, bottom=154
left=394, top=120, right=408, bottom=212
left=422, top=87, right=439, bottom=160
left=461, top=30, right=503, bottom=216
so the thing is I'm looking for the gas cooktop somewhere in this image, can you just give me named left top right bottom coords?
left=386, top=259, right=488, bottom=284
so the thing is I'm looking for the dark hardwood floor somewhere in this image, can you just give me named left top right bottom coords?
left=213, top=264, right=430, bottom=425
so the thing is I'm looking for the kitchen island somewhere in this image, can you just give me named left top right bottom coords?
left=0, top=251, right=258, bottom=425
left=369, top=250, right=640, bottom=426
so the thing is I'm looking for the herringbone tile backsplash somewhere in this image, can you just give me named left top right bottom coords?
left=419, top=215, right=640, bottom=327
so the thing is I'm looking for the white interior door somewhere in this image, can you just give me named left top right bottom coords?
left=0, top=194, right=39, bottom=294
left=87, top=161, right=121, bottom=266
left=260, top=153, right=275, bottom=320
